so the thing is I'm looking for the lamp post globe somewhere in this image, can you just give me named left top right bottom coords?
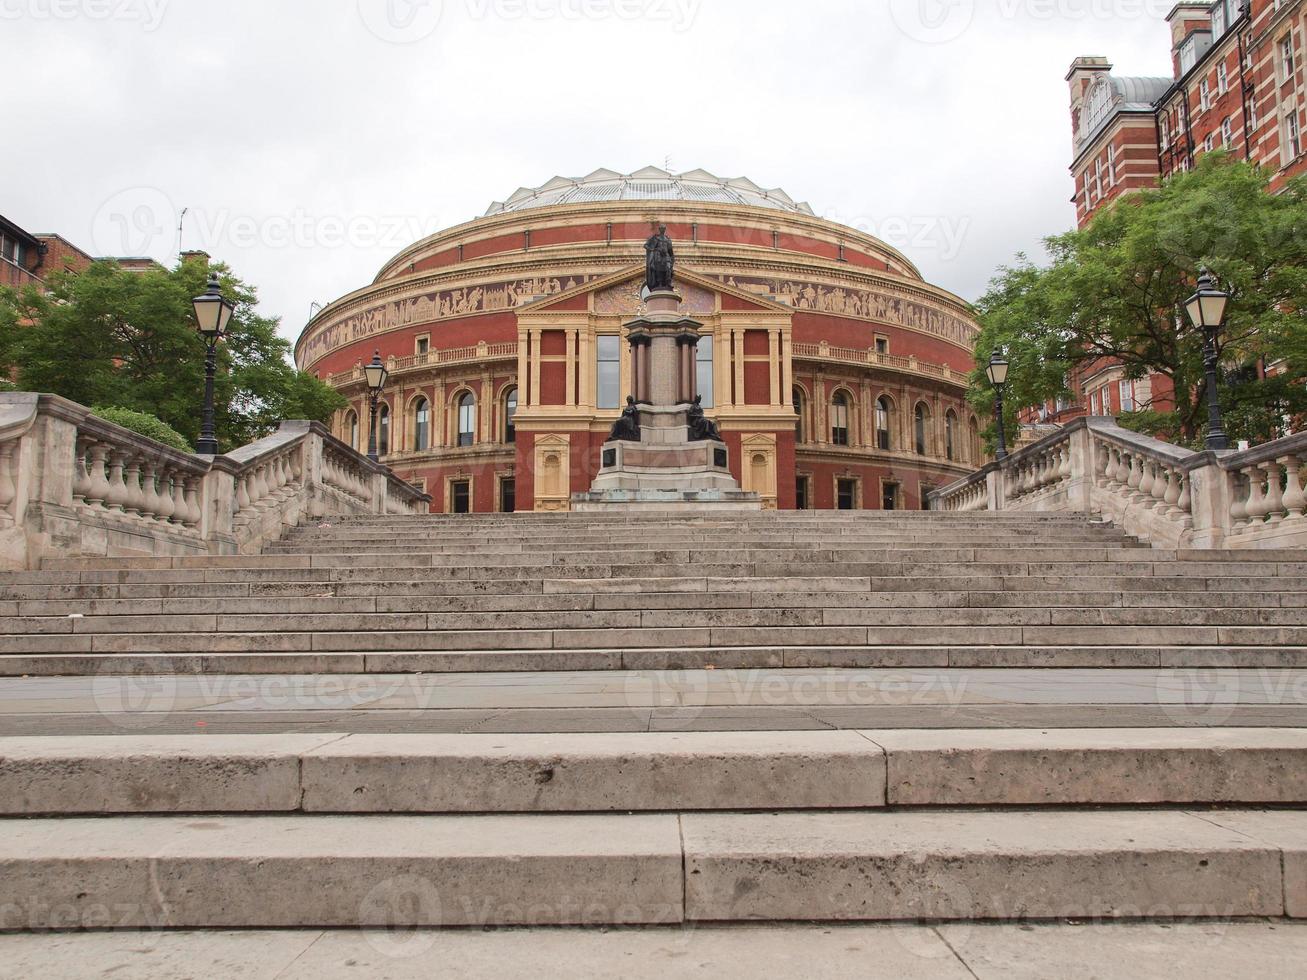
left=191, top=274, right=235, bottom=456
left=1185, top=269, right=1231, bottom=452
left=986, top=350, right=1011, bottom=462
left=364, top=350, right=389, bottom=463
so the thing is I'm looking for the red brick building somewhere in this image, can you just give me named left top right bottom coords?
left=0, top=214, right=157, bottom=290
left=1030, top=0, right=1307, bottom=427
left=296, top=168, right=983, bottom=513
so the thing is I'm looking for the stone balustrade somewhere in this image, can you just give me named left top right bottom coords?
left=0, top=393, right=430, bottom=569
left=929, top=417, right=1307, bottom=550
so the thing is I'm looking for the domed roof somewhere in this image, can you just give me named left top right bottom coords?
left=484, top=167, right=816, bottom=217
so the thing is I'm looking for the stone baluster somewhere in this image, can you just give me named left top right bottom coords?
left=1138, top=459, right=1156, bottom=508
left=0, top=441, right=15, bottom=525
left=1229, top=470, right=1249, bottom=532
left=73, top=440, right=93, bottom=506
left=140, top=463, right=162, bottom=520
left=185, top=478, right=203, bottom=527
left=1262, top=460, right=1285, bottom=526
left=1282, top=454, right=1306, bottom=521
left=105, top=452, right=129, bottom=512
left=169, top=472, right=188, bottom=524
left=84, top=443, right=111, bottom=508
left=1161, top=466, right=1181, bottom=517
left=1126, top=453, right=1143, bottom=501
left=122, top=458, right=145, bottom=516
left=1243, top=465, right=1269, bottom=528
left=1177, top=471, right=1192, bottom=525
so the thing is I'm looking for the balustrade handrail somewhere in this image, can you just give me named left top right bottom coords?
left=0, top=391, right=431, bottom=569
left=929, top=413, right=1307, bottom=550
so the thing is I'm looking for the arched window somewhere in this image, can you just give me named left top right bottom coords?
left=831, top=392, right=850, bottom=446
left=377, top=403, right=391, bottom=457
left=412, top=398, right=430, bottom=452
left=875, top=397, right=892, bottom=451
left=345, top=410, right=358, bottom=451
left=457, top=392, right=476, bottom=447
left=969, top=417, right=981, bottom=463
left=504, top=387, right=518, bottom=444
left=945, top=410, right=958, bottom=461
left=914, top=403, right=929, bottom=456
left=792, top=387, right=805, bottom=443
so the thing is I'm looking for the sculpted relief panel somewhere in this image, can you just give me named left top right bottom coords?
left=301, top=274, right=598, bottom=366
left=593, top=279, right=716, bottom=317
left=713, top=275, right=976, bottom=346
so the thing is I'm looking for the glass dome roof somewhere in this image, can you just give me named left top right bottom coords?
left=484, top=167, right=816, bottom=217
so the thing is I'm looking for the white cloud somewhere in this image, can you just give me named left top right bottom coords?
left=1, top=0, right=1173, bottom=346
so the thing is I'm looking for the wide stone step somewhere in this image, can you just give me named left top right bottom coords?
left=4, top=643, right=1305, bottom=675
left=0, top=588, right=1300, bottom=617
left=1, top=807, right=1301, bottom=926
left=5, top=623, right=1307, bottom=656
left=5, top=729, right=1306, bottom=815
left=6, top=607, right=1307, bottom=637
left=5, top=922, right=1305, bottom=979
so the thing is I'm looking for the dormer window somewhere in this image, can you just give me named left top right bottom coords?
left=1212, top=1, right=1226, bottom=38
left=1180, top=37, right=1198, bottom=75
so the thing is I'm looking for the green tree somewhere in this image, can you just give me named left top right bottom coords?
left=0, top=258, right=345, bottom=452
left=971, top=154, right=1307, bottom=447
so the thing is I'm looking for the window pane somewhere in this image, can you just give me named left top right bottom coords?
left=458, top=394, right=476, bottom=447
left=452, top=481, right=470, bottom=514
left=793, top=388, right=804, bottom=442
left=378, top=406, right=390, bottom=456
left=597, top=336, right=620, bottom=409
left=414, top=399, right=429, bottom=451
left=696, top=338, right=714, bottom=408
left=505, top=389, right=518, bottom=444
left=876, top=399, right=891, bottom=450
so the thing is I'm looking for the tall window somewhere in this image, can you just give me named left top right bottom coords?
left=377, top=404, right=390, bottom=456
left=793, top=387, right=805, bottom=442
left=1287, top=110, right=1303, bottom=160
left=450, top=480, right=470, bottom=514
left=696, top=337, right=714, bottom=408
left=969, top=417, right=980, bottom=463
left=457, top=393, right=476, bottom=447
left=412, top=398, right=430, bottom=451
left=1118, top=380, right=1135, bottom=413
left=504, top=388, right=518, bottom=444
left=882, top=482, right=899, bottom=511
left=831, top=392, right=850, bottom=446
left=914, top=403, right=929, bottom=456
left=795, top=475, right=810, bottom=511
left=875, top=397, right=892, bottom=450
left=945, top=410, right=957, bottom=462
left=837, top=478, right=857, bottom=511
left=597, top=335, right=620, bottom=409
left=345, top=410, right=358, bottom=451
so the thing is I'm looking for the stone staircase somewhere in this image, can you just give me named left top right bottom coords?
left=1, top=511, right=1305, bottom=676
left=1, top=511, right=1306, bottom=940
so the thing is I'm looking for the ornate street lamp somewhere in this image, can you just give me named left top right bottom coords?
left=1185, top=268, right=1231, bottom=451
left=191, top=274, right=235, bottom=456
left=364, top=350, right=389, bottom=463
left=986, top=349, right=1011, bottom=461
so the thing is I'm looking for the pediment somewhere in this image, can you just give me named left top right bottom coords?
left=518, top=265, right=793, bottom=318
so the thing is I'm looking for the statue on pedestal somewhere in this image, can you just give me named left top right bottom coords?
left=644, top=224, right=675, bottom=292
left=608, top=396, right=642, bottom=443
left=687, top=396, right=722, bottom=443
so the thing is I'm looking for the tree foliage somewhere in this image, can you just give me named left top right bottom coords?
left=970, top=154, right=1307, bottom=448
left=0, top=258, right=345, bottom=452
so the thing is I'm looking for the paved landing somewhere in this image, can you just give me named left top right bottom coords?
left=1, top=922, right=1304, bottom=979
left=2, top=667, right=1304, bottom=735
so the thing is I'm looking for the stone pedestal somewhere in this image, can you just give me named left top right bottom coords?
left=573, top=288, right=761, bottom=512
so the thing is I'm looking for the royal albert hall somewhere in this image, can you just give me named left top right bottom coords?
left=295, top=168, right=985, bottom=513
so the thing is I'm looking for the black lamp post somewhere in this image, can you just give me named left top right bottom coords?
left=191, top=274, right=235, bottom=456
left=363, top=350, right=389, bottom=463
left=986, top=350, right=1011, bottom=461
left=1185, top=268, right=1231, bottom=452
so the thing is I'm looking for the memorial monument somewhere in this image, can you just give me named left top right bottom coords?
left=572, top=228, right=761, bottom=510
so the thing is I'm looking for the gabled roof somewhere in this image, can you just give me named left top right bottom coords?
left=484, top=167, right=816, bottom=217
left=516, top=264, right=794, bottom=316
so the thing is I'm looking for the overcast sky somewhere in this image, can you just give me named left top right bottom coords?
left=3, top=0, right=1177, bottom=350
